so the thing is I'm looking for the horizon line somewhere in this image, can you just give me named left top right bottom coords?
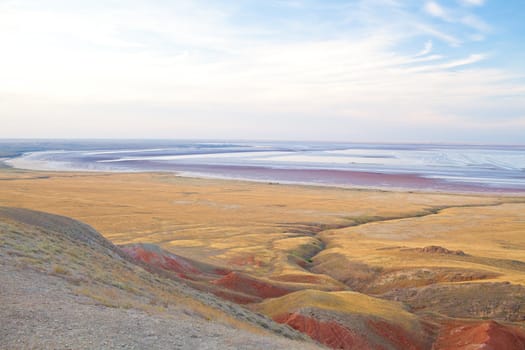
left=1, top=137, right=525, bottom=148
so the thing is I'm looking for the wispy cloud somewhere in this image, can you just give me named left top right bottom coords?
left=441, top=53, right=486, bottom=68
left=421, top=0, right=490, bottom=44
left=414, top=23, right=462, bottom=46
left=459, top=0, right=485, bottom=7
left=0, top=0, right=523, bottom=142
left=424, top=1, right=449, bottom=20
left=408, top=53, right=486, bottom=72
left=415, top=40, right=433, bottom=56
left=461, top=14, right=491, bottom=32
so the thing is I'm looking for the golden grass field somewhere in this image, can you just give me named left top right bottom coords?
left=1, top=167, right=525, bottom=332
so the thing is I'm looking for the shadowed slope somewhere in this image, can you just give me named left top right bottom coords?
left=0, top=207, right=322, bottom=349
left=0, top=206, right=119, bottom=253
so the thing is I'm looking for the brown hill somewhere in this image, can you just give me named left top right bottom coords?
left=434, top=320, right=525, bottom=350
left=0, top=207, right=322, bottom=349
left=254, top=289, right=432, bottom=349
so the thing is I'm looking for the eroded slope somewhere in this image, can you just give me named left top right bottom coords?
left=0, top=207, right=322, bottom=349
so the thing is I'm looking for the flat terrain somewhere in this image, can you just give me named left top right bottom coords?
left=1, top=167, right=524, bottom=349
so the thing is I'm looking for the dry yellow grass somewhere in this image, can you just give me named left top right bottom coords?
left=255, top=289, right=419, bottom=329
left=1, top=168, right=524, bottom=297
left=3, top=166, right=525, bottom=340
left=316, top=202, right=525, bottom=287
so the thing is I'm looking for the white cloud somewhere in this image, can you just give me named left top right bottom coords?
left=459, top=0, right=485, bottom=6
left=461, top=15, right=491, bottom=32
left=406, top=53, right=485, bottom=72
left=440, top=53, right=486, bottom=68
left=422, top=1, right=490, bottom=42
left=424, top=1, right=449, bottom=20
left=415, top=23, right=462, bottom=46
left=415, top=40, right=433, bottom=56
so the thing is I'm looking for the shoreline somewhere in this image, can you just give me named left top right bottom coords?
left=3, top=157, right=525, bottom=197
left=5, top=141, right=525, bottom=196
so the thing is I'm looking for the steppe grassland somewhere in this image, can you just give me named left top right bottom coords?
left=316, top=202, right=525, bottom=286
left=1, top=169, right=524, bottom=291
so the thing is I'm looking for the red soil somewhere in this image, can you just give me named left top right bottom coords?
left=271, top=274, right=327, bottom=284
left=367, top=319, right=424, bottom=350
left=274, top=312, right=427, bottom=350
left=228, top=255, right=265, bottom=268
left=121, top=244, right=201, bottom=278
left=210, top=289, right=261, bottom=305
left=294, top=259, right=309, bottom=268
left=120, top=244, right=291, bottom=303
left=433, top=320, right=525, bottom=350
left=213, top=268, right=231, bottom=276
left=273, top=313, right=371, bottom=350
left=211, top=272, right=293, bottom=300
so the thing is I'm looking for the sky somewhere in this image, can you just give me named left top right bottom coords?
left=1, top=0, right=524, bottom=143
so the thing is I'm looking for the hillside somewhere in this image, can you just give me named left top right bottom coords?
left=0, top=207, right=323, bottom=349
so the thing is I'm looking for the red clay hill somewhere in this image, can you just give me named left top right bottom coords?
left=120, top=243, right=525, bottom=350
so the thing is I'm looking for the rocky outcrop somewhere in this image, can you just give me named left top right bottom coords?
left=433, top=321, right=525, bottom=350
left=417, top=245, right=466, bottom=256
